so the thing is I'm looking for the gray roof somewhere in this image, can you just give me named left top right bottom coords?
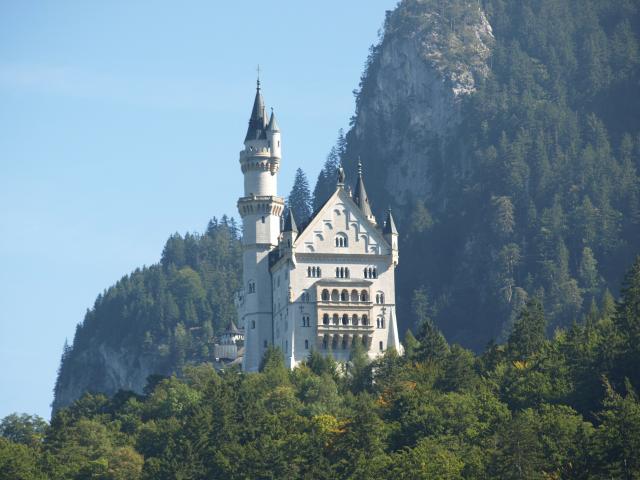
left=267, top=109, right=280, bottom=132
left=244, top=81, right=267, bottom=141
left=352, top=159, right=373, bottom=218
left=283, top=208, right=298, bottom=233
left=383, top=208, right=398, bottom=235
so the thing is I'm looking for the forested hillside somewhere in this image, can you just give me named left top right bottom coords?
left=315, top=0, right=640, bottom=348
left=52, top=218, right=242, bottom=412
left=4, top=257, right=640, bottom=479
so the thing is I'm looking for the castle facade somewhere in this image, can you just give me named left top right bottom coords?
left=237, top=81, right=403, bottom=371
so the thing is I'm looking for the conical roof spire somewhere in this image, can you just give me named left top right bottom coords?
left=283, top=208, right=298, bottom=233
left=353, top=157, right=374, bottom=219
left=267, top=107, right=280, bottom=132
left=383, top=207, right=398, bottom=235
left=245, top=79, right=267, bottom=141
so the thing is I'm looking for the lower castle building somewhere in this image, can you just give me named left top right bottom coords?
left=236, top=80, right=403, bottom=371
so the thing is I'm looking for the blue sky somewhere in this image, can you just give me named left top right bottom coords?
left=0, top=1, right=398, bottom=419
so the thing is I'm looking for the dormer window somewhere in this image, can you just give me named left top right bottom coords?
left=335, top=234, right=348, bottom=248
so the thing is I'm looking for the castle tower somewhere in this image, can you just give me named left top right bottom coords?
left=237, top=80, right=285, bottom=371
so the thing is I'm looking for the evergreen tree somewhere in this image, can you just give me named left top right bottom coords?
left=507, top=298, right=547, bottom=360
left=287, top=168, right=313, bottom=226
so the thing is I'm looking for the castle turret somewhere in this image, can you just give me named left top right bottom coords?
left=383, top=208, right=399, bottom=265
left=353, top=159, right=377, bottom=225
left=237, top=80, right=284, bottom=372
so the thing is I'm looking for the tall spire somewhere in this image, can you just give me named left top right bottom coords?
left=245, top=76, right=267, bottom=142
left=383, top=207, right=398, bottom=235
left=353, top=157, right=374, bottom=220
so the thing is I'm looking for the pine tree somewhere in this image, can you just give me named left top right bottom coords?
left=288, top=168, right=312, bottom=226
left=507, top=299, right=547, bottom=360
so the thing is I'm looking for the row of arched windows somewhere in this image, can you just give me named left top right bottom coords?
left=322, top=334, right=369, bottom=350
left=364, top=267, right=378, bottom=279
left=336, top=267, right=350, bottom=278
left=307, top=266, right=321, bottom=278
left=321, top=289, right=369, bottom=302
left=322, top=313, right=369, bottom=326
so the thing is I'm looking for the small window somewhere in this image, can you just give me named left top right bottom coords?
left=333, top=314, right=339, bottom=325
left=323, top=313, right=330, bottom=325
left=261, top=216, right=265, bottom=224
left=251, top=320, right=256, bottom=329
left=341, top=290, right=349, bottom=302
left=305, top=339, right=309, bottom=349
left=379, top=341, right=384, bottom=352
left=322, top=289, right=330, bottom=301
left=352, top=314, right=359, bottom=326
left=342, top=314, right=349, bottom=325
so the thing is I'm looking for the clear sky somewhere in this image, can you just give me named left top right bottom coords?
left=0, top=1, right=398, bottom=420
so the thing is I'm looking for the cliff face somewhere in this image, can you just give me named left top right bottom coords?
left=52, top=344, right=160, bottom=412
left=349, top=3, right=493, bottom=210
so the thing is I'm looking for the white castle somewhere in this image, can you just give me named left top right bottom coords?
left=237, top=80, right=403, bottom=371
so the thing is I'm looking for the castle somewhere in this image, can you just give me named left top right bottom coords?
left=236, top=80, right=403, bottom=371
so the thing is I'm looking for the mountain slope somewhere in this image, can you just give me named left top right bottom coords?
left=320, top=0, right=640, bottom=348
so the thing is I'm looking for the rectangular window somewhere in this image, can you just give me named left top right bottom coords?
left=305, top=339, right=309, bottom=349
left=379, top=341, right=384, bottom=352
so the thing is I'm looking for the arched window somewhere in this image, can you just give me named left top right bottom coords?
left=345, top=267, right=350, bottom=278
left=333, top=314, right=339, bottom=325
left=376, top=318, right=380, bottom=328
left=317, top=267, right=322, bottom=277
left=360, top=290, right=368, bottom=302
left=335, top=234, right=348, bottom=248
left=342, top=336, right=349, bottom=349
left=305, top=339, right=309, bottom=349
left=362, top=314, right=369, bottom=326
left=342, top=314, right=349, bottom=325
left=341, top=290, right=349, bottom=302
left=381, top=318, right=385, bottom=329
left=351, top=289, right=359, bottom=302
left=323, top=313, right=330, bottom=325
left=376, top=294, right=380, bottom=304
left=380, top=293, right=385, bottom=304
left=321, top=289, right=330, bottom=301
left=331, top=289, right=339, bottom=302
left=364, top=267, right=368, bottom=279
left=336, top=267, right=340, bottom=278
left=352, top=314, right=359, bottom=326
left=308, top=266, right=312, bottom=277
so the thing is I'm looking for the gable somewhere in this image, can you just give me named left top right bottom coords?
left=294, top=188, right=390, bottom=255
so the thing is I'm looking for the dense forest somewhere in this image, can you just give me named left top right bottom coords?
left=314, top=0, right=640, bottom=349
left=2, top=256, right=640, bottom=479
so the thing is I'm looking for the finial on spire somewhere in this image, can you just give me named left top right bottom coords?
left=358, top=156, right=363, bottom=176
left=256, top=64, right=261, bottom=90
left=337, top=164, right=346, bottom=186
